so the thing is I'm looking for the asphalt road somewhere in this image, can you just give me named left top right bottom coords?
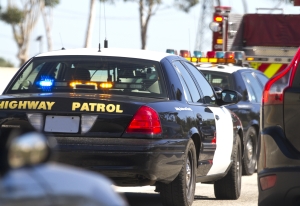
left=115, top=173, right=258, bottom=206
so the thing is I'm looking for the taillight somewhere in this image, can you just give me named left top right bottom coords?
left=81, top=115, right=97, bottom=133
left=262, top=47, right=300, bottom=105
left=27, top=113, right=44, bottom=131
left=126, top=106, right=162, bottom=134
left=259, top=174, right=277, bottom=190
left=212, top=132, right=216, bottom=144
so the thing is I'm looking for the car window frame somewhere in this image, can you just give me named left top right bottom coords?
left=172, top=60, right=203, bottom=103
left=182, top=61, right=217, bottom=105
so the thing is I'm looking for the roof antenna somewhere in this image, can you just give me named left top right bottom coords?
left=59, top=33, right=65, bottom=50
left=103, top=0, right=108, bottom=48
left=98, top=1, right=101, bottom=52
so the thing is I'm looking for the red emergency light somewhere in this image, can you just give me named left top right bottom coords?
left=207, top=51, right=216, bottom=58
left=180, top=50, right=191, bottom=58
left=225, top=52, right=234, bottom=59
left=214, top=16, right=223, bottom=22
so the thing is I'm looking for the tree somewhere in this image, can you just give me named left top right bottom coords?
left=40, top=0, right=60, bottom=52
left=0, top=0, right=42, bottom=66
left=85, top=0, right=96, bottom=48
left=0, top=57, right=14, bottom=67
left=84, top=0, right=201, bottom=50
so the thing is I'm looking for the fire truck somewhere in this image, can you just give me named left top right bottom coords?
left=210, top=6, right=300, bottom=78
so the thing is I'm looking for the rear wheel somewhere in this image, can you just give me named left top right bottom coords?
left=242, top=127, right=257, bottom=175
left=214, top=134, right=242, bottom=199
left=159, top=140, right=196, bottom=206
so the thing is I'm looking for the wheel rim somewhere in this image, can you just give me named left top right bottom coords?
left=237, top=144, right=242, bottom=191
left=186, top=155, right=191, bottom=191
left=246, top=138, right=253, bottom=162
left=186, top=150, right=194, bottom=202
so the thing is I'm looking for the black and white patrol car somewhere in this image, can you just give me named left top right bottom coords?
left=1, top=48, right=243, bottom=206
left=197, top=63, right=268, bottom=176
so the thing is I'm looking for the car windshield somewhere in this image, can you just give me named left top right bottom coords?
left=6, top=55, right=167, bottom=98
left=200, top=70, right=233, bottom=90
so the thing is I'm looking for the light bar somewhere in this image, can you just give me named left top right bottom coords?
left=115, top=83, right=128, bottom=89
left=70, top=81, right=82, bottom=87
left=100, top=82, right=113, bottom=89
left=193, top=51, right=203, bottom=57
left=185, top=57, right=236, bottom=64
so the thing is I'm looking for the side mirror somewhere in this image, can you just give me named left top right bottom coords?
left=220, top=89, right=242, bottom=105
left=214, top=86, right=222, bottom=98
left=8, top=132, right=51, bottom=169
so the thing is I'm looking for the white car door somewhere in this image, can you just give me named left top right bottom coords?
left=206, top=106, right=233, bottom=175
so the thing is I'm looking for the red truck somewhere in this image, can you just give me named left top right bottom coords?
left=211, top=6, right=300, bottom=78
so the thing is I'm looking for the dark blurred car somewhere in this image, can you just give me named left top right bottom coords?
left=258, top=48, right=300, bottom=205
left=0, top=129, right=128, bottom=206
left=198, top=64, right=268, bottom=175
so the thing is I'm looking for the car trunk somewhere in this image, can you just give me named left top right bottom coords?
left=0, top=93, right=163, bottom=138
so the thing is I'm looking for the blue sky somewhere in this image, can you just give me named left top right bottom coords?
left=0, top=0, right=299, bottom=67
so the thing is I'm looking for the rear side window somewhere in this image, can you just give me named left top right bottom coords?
left=242, top=72, right=263, bottom=103
left=7, top=56, right=167, bottom=98
left=173, top=61, right=202, bottom=103
left=183, top=63, right=216, bottom=104
left=200, top=70, right=233, bottom=90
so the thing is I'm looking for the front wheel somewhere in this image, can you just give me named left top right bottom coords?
left=214, top=134, right=242, bottom=199
left=242, top=126, right=257, bottom=175
left=159, top=140, right=196, bottom=206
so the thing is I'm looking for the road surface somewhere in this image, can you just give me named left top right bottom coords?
left=115, top=174, right=258, bottom=206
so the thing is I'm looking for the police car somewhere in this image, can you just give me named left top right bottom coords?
left=182, top=50, right=268, bottom=176
left=1, top=48, right=243, bottom=206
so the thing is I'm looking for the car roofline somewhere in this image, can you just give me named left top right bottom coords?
left=35, top=48, right=173, bottom=62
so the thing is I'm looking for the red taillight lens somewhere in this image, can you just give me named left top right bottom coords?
left=259, top=174, right=277, bottom=190
left=212, top=132, right=216, bottom=144
left=126, top=106, right=162, bottom=134
left=262, top=47, right=300, bottom=105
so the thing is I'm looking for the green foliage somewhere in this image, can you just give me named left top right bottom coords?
left=45, top=0, right=60, bottom=7
left=0, top=57, right=14, bottom=68
left=0, top=6, right=24, bottom=24
left=174, top=0, right=199, bottom=12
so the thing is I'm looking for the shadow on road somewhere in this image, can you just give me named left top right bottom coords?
left=124, top=192, right=163, bottom=206
left=194, top=195, right=216, bottom=200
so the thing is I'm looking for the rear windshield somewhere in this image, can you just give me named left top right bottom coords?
left=6, top=56, right=167, bottom=98
left=200, top=70, right=233, bottom=90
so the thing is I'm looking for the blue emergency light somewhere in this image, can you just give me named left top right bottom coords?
left=193, top=51, right=202, bottom=57
left=37, top=76, right=54, bottom=91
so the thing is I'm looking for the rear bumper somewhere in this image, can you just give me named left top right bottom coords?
left=52, top=136, right=187, bottom=186
left=258, top=127, right=300, bottom=205
left=258, top=168, right=300, bottom=206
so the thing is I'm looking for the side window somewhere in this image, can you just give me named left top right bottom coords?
left=183, top=62, right=216, bottom=104
left=242, top=72, right=263, bottom=103
left=173, top=61, right=202, bottom=103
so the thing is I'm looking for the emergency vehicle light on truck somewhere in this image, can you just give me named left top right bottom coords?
left=214, top=16, right=223, bottom=22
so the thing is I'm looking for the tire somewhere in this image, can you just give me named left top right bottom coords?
left=159, top=140, right=196, bottom=206
left=242, top=127, right=257, bottom=175
left=214, top=134, right=242, bottom=200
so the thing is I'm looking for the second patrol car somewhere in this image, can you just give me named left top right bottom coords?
left=1, top=48, right=243, bottom=206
